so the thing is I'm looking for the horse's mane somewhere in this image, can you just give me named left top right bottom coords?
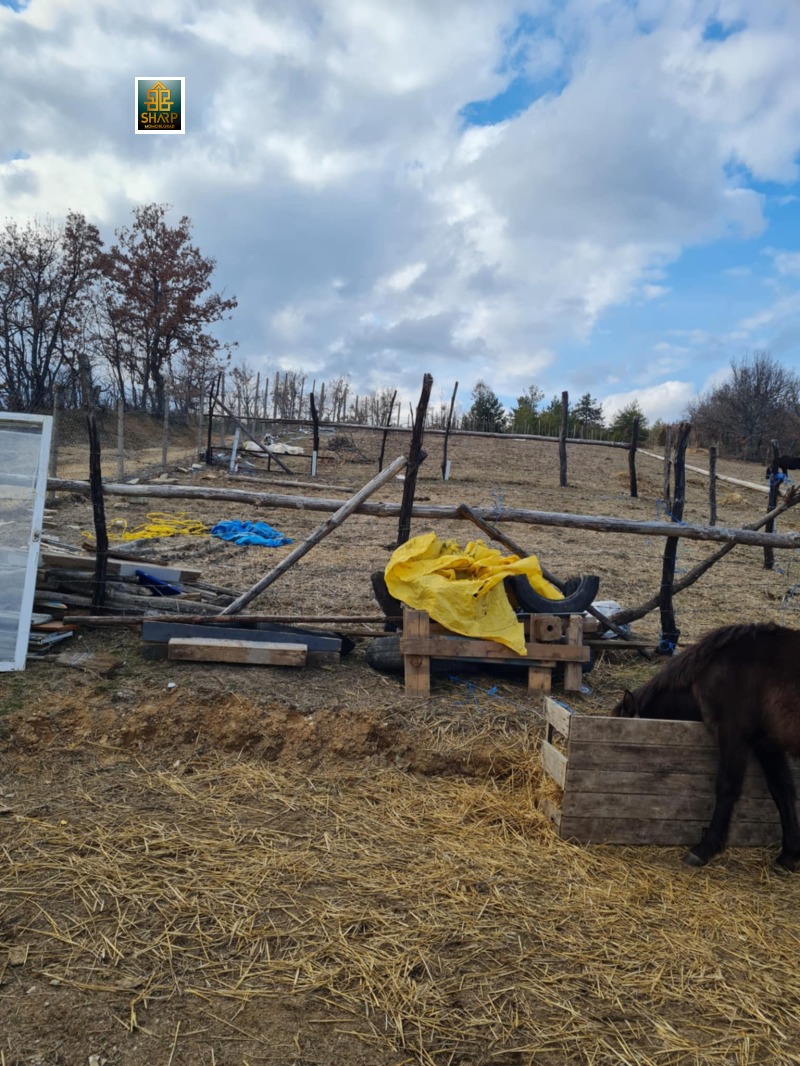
left=638, top=622, right=783, bottom=697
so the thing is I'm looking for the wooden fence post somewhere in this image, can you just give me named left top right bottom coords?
left=377, top=389, right=397, bottom=472
left=309, top=392, right=320, bottom=477
left=87, top=412, right=108, bottom=610
left=116, top=395, right=125, bottom=480
left=708, top=445, right=717, bottom=527
left=442, top=381, right=458, bottom=481
left=658, top=421, right=690, bottom=653
left=397, top=374, right=433, bottom=546
left=765, top=439, right=781, bottom=570
left=559, top=391, right=568, bottom=487
left=628, top=417, right=639, bottom=498
left=161, top=381, right=170, bottom=471
left=47, top=384, right=61, bottom=505
left=662, top=424, right=672, bottom=514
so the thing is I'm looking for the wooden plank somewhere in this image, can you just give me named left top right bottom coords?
left=403, top=609, right=430, bottom=695
left=567, top=715, right=710, bottom=747
left=562, top=615, right=583, bottom=692
left=142, top=621, right=341, bottom=652
left=398, top=636, right=590, bottom=662
left=561, top=789, right=786, bottom=823
left=167, top=637, right=306, bottom=666
left=527, top=666, right=552, bottom=694
left=541, top=741, right=567, bottom=789
left=544, top=697, right=572, bottom=739
left=556, top=815, right=782, bottom=847
left=566, top=741, right=718, bottom=773
left=140, top=641, right=338, bottom=666
left=560, top=765, right=800, bottom=796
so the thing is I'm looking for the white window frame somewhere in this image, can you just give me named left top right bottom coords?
left=0, top=412, right=53, bottom=671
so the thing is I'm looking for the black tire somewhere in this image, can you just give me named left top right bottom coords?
left=505, top=573, right=600, bottom=615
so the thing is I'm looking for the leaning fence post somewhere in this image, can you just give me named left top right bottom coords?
left=658, top=421, right=690, bottom=653
left=442, top=380, right=458, bottom=481
left=559, top=390, right=568, bottom=487
left=397, top=374, right=433, bottom=546
left=628, top=416, right=639, bottom=498
left=765, top=439, right=781, bottom=570
left=708, top=444, right=717, bottom=527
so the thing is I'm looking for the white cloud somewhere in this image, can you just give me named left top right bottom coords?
left=0, top=0, right=799, bottom=408
left=602, top=381, right=697, bottom=423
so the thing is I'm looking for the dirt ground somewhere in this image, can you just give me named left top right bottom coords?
left=3, top=429, right=800, bottom=1065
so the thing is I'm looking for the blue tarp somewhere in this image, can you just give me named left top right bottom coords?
left=210, top=520, right=293, bottom=548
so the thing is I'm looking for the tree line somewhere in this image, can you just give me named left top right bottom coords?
left=462, top=381, right=646, bottom=441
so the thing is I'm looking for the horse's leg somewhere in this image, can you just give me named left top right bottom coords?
left=684, top=733, right=748, bottom=867
left=753, top=738, right=800, bottom=871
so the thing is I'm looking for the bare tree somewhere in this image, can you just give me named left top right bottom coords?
left=0, top=212, right=103, bottom=411
left=102, top=204, right=237, bottom=417
left=688, top=352, right=800, bottom=459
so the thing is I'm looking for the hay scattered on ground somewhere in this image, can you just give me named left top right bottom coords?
left=4, top=753, right=800, bottom=1065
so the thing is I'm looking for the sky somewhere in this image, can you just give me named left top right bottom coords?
left=2, top=0, right=800, bottom=424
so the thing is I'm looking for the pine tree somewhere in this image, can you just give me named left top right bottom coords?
left=463, top=381, right=507, bottom=432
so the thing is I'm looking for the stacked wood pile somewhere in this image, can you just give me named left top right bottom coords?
left=32, top=539, right=344, bottom=668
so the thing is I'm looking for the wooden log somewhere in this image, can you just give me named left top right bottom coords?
left=708, top=444, right=717, bottom=527
left=639, top=448, right=769, bottom=494
left=628, top=416, right=639, bottom=498
left=220, top=455, right=408, bottom=615
left=397, top=374, right=432, bottom=546
left=167, top=637, right=306, bottom=666
left=47, top=478, right=800, bottom=548
left=65, top=613, right=398, bottom=627
left=558, top=391, right=568, bottom=488
left=659, top=421, right=690, bottom=652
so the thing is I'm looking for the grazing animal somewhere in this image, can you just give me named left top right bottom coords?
left=613, top=623, right=800, bottom=870
left=766, top=455, right=800, bottom=478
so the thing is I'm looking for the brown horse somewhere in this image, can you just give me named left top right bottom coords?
left=613, top=623, right=800, bottom=870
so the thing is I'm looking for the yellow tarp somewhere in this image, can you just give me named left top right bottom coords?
left=384, top=532, right=563, bottom=656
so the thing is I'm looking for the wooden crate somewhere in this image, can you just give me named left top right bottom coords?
left=399, top=608, right=591, bottom=696
left=540, top=697, right=800, bottom=847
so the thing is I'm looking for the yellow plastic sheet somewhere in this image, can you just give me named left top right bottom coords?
left=384, top=532, right=563, bottom=656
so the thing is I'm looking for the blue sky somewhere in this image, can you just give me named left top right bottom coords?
left=2, top=0, right=800, bottom=423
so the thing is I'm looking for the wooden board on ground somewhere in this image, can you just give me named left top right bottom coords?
left=40, top=551, right=202, bottom=583
left=540, top=696, right=798, bottom=848
left=141, top=620, right=341, bottom=666
left=167, top=637, right=306, bottom=666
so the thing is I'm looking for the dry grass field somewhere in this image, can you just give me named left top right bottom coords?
left=2, top=428, right=800, bottom=1065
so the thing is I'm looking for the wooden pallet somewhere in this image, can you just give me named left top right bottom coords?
left=540, top=697, right=799, bottom=847
left=399, top=609, right=590, bottom=696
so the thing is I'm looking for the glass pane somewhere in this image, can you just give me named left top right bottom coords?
left=0, top=419, right=48, bottom=667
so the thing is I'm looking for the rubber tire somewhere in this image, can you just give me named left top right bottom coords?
left=505, top=573, right=600, bottom=615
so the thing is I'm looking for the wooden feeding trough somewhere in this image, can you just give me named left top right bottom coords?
left=541, top=697, right=799, bottom=847
left=399, top=608, right=593, bottom=696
